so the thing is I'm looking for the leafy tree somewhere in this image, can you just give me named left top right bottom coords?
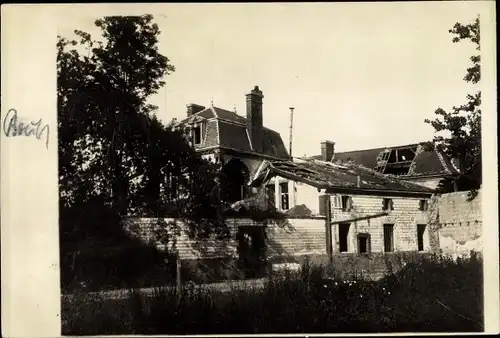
left=423, top=15, right=481, bottom=194
left=58, top=15, right=230, bottom=251
left=58, top=15, right=293, bottom=290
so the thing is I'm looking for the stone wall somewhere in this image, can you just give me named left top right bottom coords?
left=123, top=217, right=327, bottom=261
left=266, top=218, right=327, bottom=258
left=436, top=190, right=482, bottom=257
left=122, top=188, right=483, bottom=281
left=122, top=217, right=328, bottom=282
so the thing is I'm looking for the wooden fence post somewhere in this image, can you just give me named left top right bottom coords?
left=325, top=194, right=333, bottom=264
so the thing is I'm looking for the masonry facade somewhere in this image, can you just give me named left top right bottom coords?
left=325, top=193, right=432, bottom=255
left=249, top=153, right=437, bottom=258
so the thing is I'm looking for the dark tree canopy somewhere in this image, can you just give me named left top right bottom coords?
left=58, top=15, right=230, bottom=247
left=423, top=16, right=481, bottom=194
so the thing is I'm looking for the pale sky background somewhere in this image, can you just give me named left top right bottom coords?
left=1, top=4, right=498, bottom=336
left=57, top=2, right=481, bottom=158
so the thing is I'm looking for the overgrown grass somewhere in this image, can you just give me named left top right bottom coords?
left=62, top=253, right=483, bottom=335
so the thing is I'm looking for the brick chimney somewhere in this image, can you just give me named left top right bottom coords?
left=321, top=140, right=335, bottom=162
left=246, top=86, right=264, bottom=153
left=186, top=103, right=206, bottom=117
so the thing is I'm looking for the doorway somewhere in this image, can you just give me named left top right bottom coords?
left=237, top=226, right=267, bottom=278
left=339, top=223, right=351, bottom=253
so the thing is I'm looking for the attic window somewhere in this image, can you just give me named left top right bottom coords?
left=193, top=126, right=202, bottom=145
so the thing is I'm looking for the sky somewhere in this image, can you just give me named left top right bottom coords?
left=56, top=2, right=484, bottom=158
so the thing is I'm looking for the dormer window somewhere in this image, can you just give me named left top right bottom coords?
left=193, top=125, right=202, bottom=145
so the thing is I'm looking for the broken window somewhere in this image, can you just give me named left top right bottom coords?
left=357, top=233, right=371, bottom=254
left=417, top=224, right=426, bottom=251
left=193, top=125, right=202, bottom=145
left=341, top=195, right=353, bottom=212
left=382, top=147, right=417, bottom=175
left=339, top=223, right=351, bottom=253
left=388, top=150, right=397, bottom=163
left=419, top=199, right=429, bottom=211
left=382, top=198, right=394, bottom=211
left=383, top=224, right=394, bottom=252
left=266, top=184, right=276, bottom=208
left=279, top=182, right=289, bottom=210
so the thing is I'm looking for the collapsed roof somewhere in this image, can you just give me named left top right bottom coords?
left=310, top=143, right=459, bottom=178
left=249, top=157, right=436, bottom=196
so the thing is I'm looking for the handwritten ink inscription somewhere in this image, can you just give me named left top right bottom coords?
left=2, top=108, right=50, bottom=149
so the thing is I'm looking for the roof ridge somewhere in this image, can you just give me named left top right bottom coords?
left=215, top=116, right=221, bottom=145
left=435, top=149, right=453, bottom=174
left=211, top=106, right=219, bottom=118
left=336, top=143, right=422, bottom=154
left=246, top=128, right=253, bottom=151
left=217, top=118, right=246, bottom=126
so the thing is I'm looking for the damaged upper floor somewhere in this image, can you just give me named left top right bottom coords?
left=311, top=141, right=460, bottom=179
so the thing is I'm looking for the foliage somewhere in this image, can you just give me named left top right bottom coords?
left=62, top=254, right=483, bottom=334
left=58, top=15, right=230, bottom=249
left=423, top=15, right=481, bottom=195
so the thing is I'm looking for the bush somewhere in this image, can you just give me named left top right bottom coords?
left=60, top=200, right=178, bottom=293
left=62, top=254, right=484, bottom=334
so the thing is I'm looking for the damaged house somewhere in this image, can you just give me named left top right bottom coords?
left=249, top=156, right=437, bottom=255
left=166, top=86, right=290, bottom=206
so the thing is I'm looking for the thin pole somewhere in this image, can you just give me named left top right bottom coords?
left=289, top=107, right=295, bottom=158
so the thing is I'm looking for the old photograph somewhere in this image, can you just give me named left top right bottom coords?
left=55, top=3, right=487, bottom=335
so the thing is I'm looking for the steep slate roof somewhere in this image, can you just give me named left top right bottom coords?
left=169, top=105, right=290, bottom=160
left=309, top=143, right=458, bottom=178
left=250, top=158, right=436, bottom=195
